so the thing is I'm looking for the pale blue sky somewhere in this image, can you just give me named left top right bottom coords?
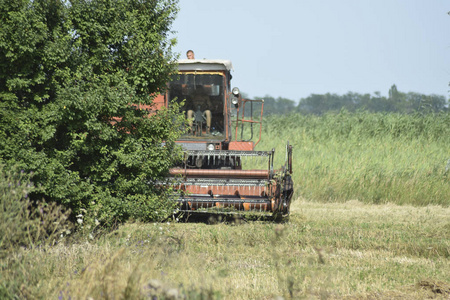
left=171, top=0, right=449, bottom=101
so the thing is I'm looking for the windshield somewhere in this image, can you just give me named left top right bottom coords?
left=168, top=74, right=225, bottom=139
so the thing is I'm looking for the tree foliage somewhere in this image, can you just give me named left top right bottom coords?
left=0, top=0, right=183, bottom=225
left=255, top=95, right=296, bottom=115
left=254, top=85, right=448, bottom=115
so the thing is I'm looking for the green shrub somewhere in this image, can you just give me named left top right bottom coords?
left=0, top=165, right=72, bottom=256
left=0, top=0, right=183, bottom=226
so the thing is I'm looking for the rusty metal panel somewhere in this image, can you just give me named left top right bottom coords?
left=228, top=141, right=254, bottom=151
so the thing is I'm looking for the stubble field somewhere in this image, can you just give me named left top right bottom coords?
left=3, top=199, right=449, bottom=299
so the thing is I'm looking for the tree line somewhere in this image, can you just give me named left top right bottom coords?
left=256, top=85, right=448, bottom=115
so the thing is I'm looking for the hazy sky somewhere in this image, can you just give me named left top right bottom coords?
left=171, top=0, right=449, bottom=101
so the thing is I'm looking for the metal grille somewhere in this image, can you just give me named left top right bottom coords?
left=173, top=178, right=268, bottom=187
left=186, top=150, right=271, bottom=157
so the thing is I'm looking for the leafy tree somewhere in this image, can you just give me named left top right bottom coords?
left=408, top=93, right=447, bottom=113
left=297, top=93, right=341, bottom=115
left=0, top=0, right=183, bottom=226
left=256, top=95, right=296, bottom=115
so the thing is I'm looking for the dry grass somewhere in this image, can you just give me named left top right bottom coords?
left=2, top=199, right=449, bottom=299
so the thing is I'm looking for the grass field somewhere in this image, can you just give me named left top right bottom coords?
left=1, top=112, right=449, bottom=299
left=250, top=112, right=450, bottom=206
left=1, top=200, right=449, bottom=299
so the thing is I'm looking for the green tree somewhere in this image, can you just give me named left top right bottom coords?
left=255, top=95, right=296, bottom=115
left=297, top=93, right=342, bottom=115
left=405, top=92, right=447, bottom=113
left=0, top=0, right=183, bottom=225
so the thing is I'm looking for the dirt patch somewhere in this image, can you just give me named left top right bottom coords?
left=415, top=280, right=450, bottom=298
left=342, top=279, right=450, bottom=300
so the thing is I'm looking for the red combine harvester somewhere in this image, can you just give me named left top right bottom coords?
left=153, top=59, right=293, bottom=220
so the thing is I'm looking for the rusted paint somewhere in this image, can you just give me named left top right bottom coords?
left=228, top=141, right=254, bottom=151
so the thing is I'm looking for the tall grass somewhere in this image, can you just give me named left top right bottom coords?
left=251, top=111, right=449, bottom=206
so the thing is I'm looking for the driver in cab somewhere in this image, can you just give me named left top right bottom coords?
left=187, top=92, right=212, bottom=134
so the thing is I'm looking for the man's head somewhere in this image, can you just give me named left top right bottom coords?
left=186, top=50, right=195, bottom=59
left=193, top=93, right=207, bottom=106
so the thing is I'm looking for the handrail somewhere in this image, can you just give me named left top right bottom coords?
left=234, top=99, right=264, bottom=147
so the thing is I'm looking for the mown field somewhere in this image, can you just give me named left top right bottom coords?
left=2, top=201, right=449, bottom=299
left=1, top=112, right=449, bottom=299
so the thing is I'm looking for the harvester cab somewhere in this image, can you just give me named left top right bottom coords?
left=157, top=59, right=293, bottom=220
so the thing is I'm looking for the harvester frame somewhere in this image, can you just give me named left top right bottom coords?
left=152, top=59, right=293, bottom=220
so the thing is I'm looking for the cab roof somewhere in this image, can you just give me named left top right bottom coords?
left=177, top=59, right=233, bottom=71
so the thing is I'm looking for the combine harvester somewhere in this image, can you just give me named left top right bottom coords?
left=153, top=59, right=293, bottom=221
